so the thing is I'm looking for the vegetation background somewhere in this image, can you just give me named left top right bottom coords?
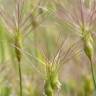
left=0, top=0, right=96, bottom=96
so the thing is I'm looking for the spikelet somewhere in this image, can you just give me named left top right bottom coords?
left=82, top=29, right=96, bottom=90
left=50, top=68, right=61, bottom=89
left=15, top=32, right=23, bottom=62
left=83, top=31, right=94, bottom=60
left=44, top=64, right=61, bottom=96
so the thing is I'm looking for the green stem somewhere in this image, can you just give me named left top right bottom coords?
left=15, top=32, right=23, bottom=96
left=18, top=60, right=22, bottom=96
left=90, top=59, right=96, bottom=90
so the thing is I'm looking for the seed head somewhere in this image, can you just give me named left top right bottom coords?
left=83, top=31, right=94, bottom=60
left=44, top=79, right=53, bottom=96
left=44, top=64, right=61, bottom=96
left=50, top=69, right=61, bottom=89
left=15, top=32, right=23, bottom=62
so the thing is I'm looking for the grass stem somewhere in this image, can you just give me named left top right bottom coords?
left=90, top=59, right=96, bottom=90
left=18, top=60, right=22, bottom=96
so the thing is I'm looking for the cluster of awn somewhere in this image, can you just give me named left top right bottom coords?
left=0, top=0, right=96, bottom=96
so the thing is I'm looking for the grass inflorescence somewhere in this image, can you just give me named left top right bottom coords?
left=0, top=0, right=96, bottom=96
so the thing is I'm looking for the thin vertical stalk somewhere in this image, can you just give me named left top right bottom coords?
left=16, top=1, right=23, bottom=95
left=15, top=30, right=23, bottom=96
left=90, top=59, right=96, bottom=90
left=15, top=31, right=23, bottom=96
left=18, top=60, right=22, bottom=96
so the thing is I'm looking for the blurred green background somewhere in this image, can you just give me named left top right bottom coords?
left=0, top=0, right=96, bottom=96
